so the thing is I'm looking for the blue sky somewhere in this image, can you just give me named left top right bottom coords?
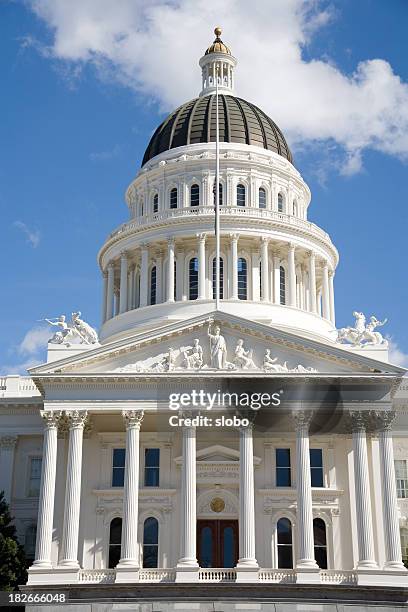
left=1, top=0, right=408, bottom=372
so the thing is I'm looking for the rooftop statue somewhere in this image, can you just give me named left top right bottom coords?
left=337, top=312, right=388, bottom=347
left=45, top=312, right=99, bottom=346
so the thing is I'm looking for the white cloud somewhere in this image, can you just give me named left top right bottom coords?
left=387, top=338, right=408, bottom=368
left=14, top=221, right=40, bottom=248
left=25, top=0, right=408, bottom=173
left=89, top=143, right=121, bottom=162
left=18, top=326, right=50, bottom=355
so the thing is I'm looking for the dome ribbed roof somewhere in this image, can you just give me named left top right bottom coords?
left=142, top=95, right=293, bottom=166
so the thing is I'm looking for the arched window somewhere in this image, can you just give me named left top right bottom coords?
left=213, top=182, right=223, bottom=206
left=212, top=257, right=224, bottom=299
left=170, top=187, right=178, bottom=209
left=278, top=193, right=283, bottom=212
left=24, top=525, right=37, bottom=562
left=277, top=518, right=293, bottom=568
left=153, top=193, right=159, bottom=214
left=259, top=187, right=266, bottom=209
left=238, top=257, right=247, bottom=300
left=189, top=257, right=198, bottom=300
left=150, top=266, right=157, bottom=305
left=237, top=183, right=246, bottom=207
left=108, top=517, right=122, bottom=568
left=293, top=200, right=298, bottom=216
left=143, top=517, right=159, bottom=568
left=140, top=200, right=144, bottom=216
left=190, top=184, right=200, bottom=207
left=313, top=518, right=328, bottom=569
left=279, top=266, right=286, bottom=305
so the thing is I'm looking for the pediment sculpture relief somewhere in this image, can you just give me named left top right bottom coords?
left=114, top=322, right=318, bottom=373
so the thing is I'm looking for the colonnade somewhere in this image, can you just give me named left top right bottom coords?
left=102, top=236, right=335, bottom=325
left=30, top=409, right=405, bottom=579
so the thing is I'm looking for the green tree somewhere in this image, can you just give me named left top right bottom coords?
left=0, top=491, right=27, bottom=590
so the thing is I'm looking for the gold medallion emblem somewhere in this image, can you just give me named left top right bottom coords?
left=210, top=497, right=225, bottom=513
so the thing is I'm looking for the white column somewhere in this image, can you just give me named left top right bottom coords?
left=128, top=264, right=135, bottom=310
left=251, top=250, right=260, bottom=302
left=119, top=251, right=128, bottom=314
left=329, top=271, right=335, bottom=325
left=101, top=271, right=108, bottom=323
left=167, top=238, right=175, bottom=302
left=155, top=251, right=163, bottom=304
left=139, top=244, right=149, bottom=307
left=288, top=243, right=296, bottom=307
left=176, top=248, right=185, bottom=301
left=260, top=237, right=269, bottom=301
left=378, top=412, right=406, bottom=571
left=31, top=411, right=60, bottom=568
left=230, top=233, right=238, bottom=300
left=351, top=412, right=377, bottom=569
left=60, top=410, right=88, bottom=568
left=106, top=262, right=115, bottom=321
left=116, top=410, right=144, bottom=582
left=308, top=251, right=317, bottom=313
left=237, top=424, right=258, bottom=567
left=322, top=262, right=330, bottom=320
left=176, top=423, right=198, bottom=581
left=198, top=233, right=206, bottom=300
left=0, top=435, right=17, bottom=503
left=273, top=252, right=280, bottom=304
left=114, top=289, right=120, bottom=316
left=293, top=411, right=319, bottom=579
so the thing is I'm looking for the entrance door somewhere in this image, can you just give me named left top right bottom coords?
left=197, top=520, right=238, bottom=567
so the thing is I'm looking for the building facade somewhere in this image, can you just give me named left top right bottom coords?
left=1, top=28, right=408, bottom=609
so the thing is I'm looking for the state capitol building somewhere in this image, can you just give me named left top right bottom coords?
left=1, top=27, right=407, bottom=610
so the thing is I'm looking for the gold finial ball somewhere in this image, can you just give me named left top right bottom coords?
left=214, top=26, right=222, bottom=38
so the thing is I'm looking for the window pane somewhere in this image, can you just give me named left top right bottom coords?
left=278, top=545, right=293, bottom=569
left=145, top=468, right=160, bottom=487
left=310, top=449, right=323, bottom=487
left=237, top=184, right=246, bottom=206
left=313, top=518, right=327, bottom=569
left=191, top=184, right=200, bottom=206
left=112, top=468, right=125, bottom=487
left=113, top=449, right=126, bottom=467
left=277, top=518, right=292, bottom=544
left=276, top=449, right=291, bottom=487
left=395, top=460, right=408, bottom=498
left=278, top=193, right=283, bottom=212
left=280, top=266, right=286, bottom=305
left=200, top=526, right=213, bottom=568
left=238, top=258, right=247, bottom=300
left=189, top=257, right=198, bottom=300
left=143, top=544, right=158, bottom=568
left=170, top=188, right=177, bottom=209
left=153, top=193, right=159, bottom=213
left=276, top=448, right=291, bottom=467
left=109, top=544, right=121, bottom=569
left=145, top=448, right=160, bottom=467
left=259, top=188, right=266, bottom=208
left=29, top=457, right=42, bottom=496
left=212, top=257, right=224, bottom=299
left=143, top=517, right=158, bottom=544
left=109, top=518, right=122, bottom=545
left=277, top=518, right=293, bottom=569
left=150, top=266, right=156, bottom=305
left=222, top=526, right=234, bottom=568
left=213, top=182, right=223, bottom=205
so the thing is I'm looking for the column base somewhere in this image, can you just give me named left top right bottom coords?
left=175, top=564, right=199, bottom=583
left=357, top=568, right=408, bottom=587
left=295, top=565, right=321, bottom=584
left=115, top=563, right=140, bottom=583
left=27, top=566, right=79, bottom=585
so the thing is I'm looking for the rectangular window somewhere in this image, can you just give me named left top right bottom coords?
left=28, top=457, right=42, bottom=497
left=112, top=448, right=126, bottom=487
left=395, top=460, right=408, bottom=498
left=145, top=448, right=160, bottom=487
left=310, top=449, right=324, bottom=487
left=276, top=448, right=291, bottom=487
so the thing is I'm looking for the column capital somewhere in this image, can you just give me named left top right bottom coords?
left=197, top=232, right=206, bottom=243
left=40, top=410, right=62, bottom=430
left=107, top=261, right=115, bottom=270
left=229, top=232, right=239, bottom=242
left=349, top=410, right=370, bottom=433
left=373, top=409, right=396, bottom=432
left=307, top=250, right=316, bottom=259
left=0, top=435, right=18, bottom=449
left=260, top=236, right=269, bottom=245
left=122, top=410, right=144, bottom=430
left=65, top=410, right=88, bottom=429
left=167, top=237, right=175, bottom=248
left=140, top=242, right=149, bottom=251
left=292, top=410, right=313, bottom=433
left=288, top=242, right=296, bottom=251
left=120, top=250, right=128, bottom=260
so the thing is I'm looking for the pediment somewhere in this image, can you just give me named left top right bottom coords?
left=29, top=310, right=404, bottom=378
left=175, top=444, right=261, bottom=465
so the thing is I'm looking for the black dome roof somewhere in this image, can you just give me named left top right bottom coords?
left=142, top=94, right=293, bottom=166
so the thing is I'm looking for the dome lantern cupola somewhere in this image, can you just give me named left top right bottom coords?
left=199, top=27, right=237, bottom=97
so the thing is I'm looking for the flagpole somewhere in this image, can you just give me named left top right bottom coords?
left=215, top=63, right=220, bottom=311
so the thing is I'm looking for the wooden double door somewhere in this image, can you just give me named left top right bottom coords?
left=197, top=520, right=239, bottom=568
